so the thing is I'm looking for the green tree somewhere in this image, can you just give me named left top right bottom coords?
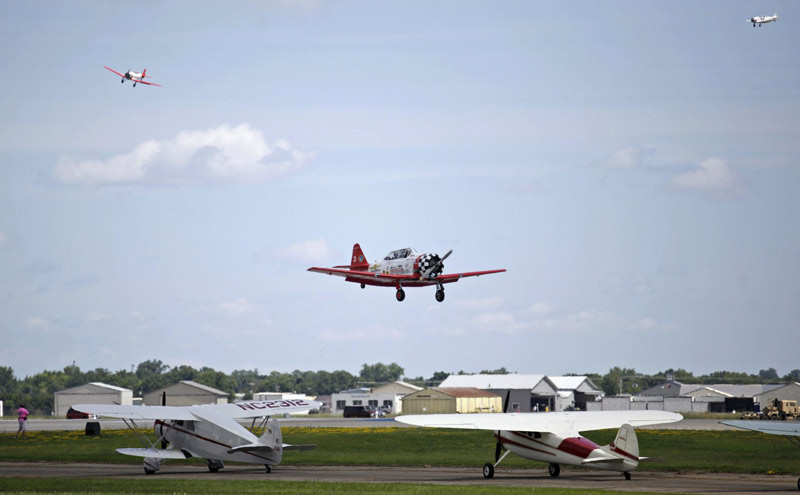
left=759, top=368, right=779, bottom=380
left=359, top=362, right=404, bottom=384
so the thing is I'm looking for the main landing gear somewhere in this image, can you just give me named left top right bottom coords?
left=483, top=450, right=511, bottom=479
left=624, top=472, right=631, bottom=481
left=435, top=288, right=445, bottom=302
left=395, top=288, right=405, bottom=302
left=264, top=465, right=272, bottom=474
left=548, top=463, right=560, bottom=477
left=207, top=459, right=224, bottom=473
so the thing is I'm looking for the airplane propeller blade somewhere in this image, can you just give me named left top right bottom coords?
left=161, top=392, right=168, bottom=450
left=502, top=390, right=510, bottom=414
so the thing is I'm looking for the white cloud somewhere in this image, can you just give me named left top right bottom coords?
left=318, top=325, right=404, bottom=343
left=670, top=157, right=748, bottom=200
left=25, top=316, right=51, bottom=329
left=216, top=298, right=256, bottom=316
left=598, top=146, right=654, bottom=169
left=55, top=124, right=315, bottom=185
left=526, top=301, right=555, bottom=314
left=275, top=239, right=335, bottom=264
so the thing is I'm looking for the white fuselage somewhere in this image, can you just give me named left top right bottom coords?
left=126, top=70, right=144, bottom=80
left=157, top=418, right=282, bottom=466
left=750, top=15, right=777, bottom=25
left=497, top=430, right=637, bottom=473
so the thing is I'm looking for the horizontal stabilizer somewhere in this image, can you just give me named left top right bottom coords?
left=582, top=456, right=625, bottom=464
left=117, top=448, right=188, bottom=459
left=282, top=443, right=317, bottom=451
left=227, top=443, right=273, bottom=455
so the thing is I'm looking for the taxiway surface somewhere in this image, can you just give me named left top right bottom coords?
left=1, top=462, right=798, bottom=494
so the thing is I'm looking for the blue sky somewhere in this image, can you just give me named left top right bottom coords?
left=1, top=2, right=799, bottom=379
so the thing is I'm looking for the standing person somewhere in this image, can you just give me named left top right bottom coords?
left=16, top=404, right=29, bottom=438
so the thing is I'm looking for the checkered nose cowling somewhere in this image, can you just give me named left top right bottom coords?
left=415, top=253, right=443, bottom=279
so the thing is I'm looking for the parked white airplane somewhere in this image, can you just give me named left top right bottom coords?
left=396, top=403, right=682, bottom=480
left=748, top=13, right=778, bottom=27
left=722, top=420, right=800, bottom=490
left=74, top=398, right=320, bottom=474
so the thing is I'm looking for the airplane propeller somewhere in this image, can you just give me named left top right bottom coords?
left=494, top=390, right=511, bottom=462
left=419, top=249, right=453, bottom=280
left=161, top=392, right=168, bottom=450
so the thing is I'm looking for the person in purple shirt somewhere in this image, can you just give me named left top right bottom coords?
left=16, top=404, right=29, bottom=438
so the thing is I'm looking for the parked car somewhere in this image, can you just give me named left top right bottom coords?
left=343, top=405, right=380, bottom=418
left=66, top=407, right=97, bottom=419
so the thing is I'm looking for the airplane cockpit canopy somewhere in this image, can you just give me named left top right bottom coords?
left=385, top=248, right=415, bottom=260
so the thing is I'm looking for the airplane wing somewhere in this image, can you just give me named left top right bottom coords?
left=117, top=448, right=189, bottom=459
left=73, top=404, right=196, bottom=420
left=103, top=66, right=125, bottom=78
left=307, top=267, right=506, bottom=286
left=722, top=420, right=800, bottom=436
left=435, top=269, right=507, bottom=282
left=73, top=399, right=320, bottom=422
left=396, top=410, right=682, bottom=438
left=132, top=79, right=162, bottom=87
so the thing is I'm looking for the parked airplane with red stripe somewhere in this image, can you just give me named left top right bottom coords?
left=104, top=66, right=161, bottom=87
left=74, top=397, right=319, bottom=474
left=308, top=243, right=505, bottom=302
left=396, top=396, right=682, bottom=480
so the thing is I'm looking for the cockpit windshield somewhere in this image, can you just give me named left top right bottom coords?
left=384, top=248, right=414, bottom=260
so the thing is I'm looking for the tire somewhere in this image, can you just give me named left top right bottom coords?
left=265, top=465, right=272, bottom=474
left=624, top=472, right=631, bottom=481
left=482, top=463, right=494, bottom=479
left=208, top=466, right=220, bottom=473
left=144, top=468, right=155, bottom=475
left=548, top=463, right=560, bottom=477
left=435, top=289, right=445, bottom=302
left=396, top=289, right=405, bottom=302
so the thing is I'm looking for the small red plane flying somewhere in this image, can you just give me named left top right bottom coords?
left=308, top=243, right=505, bottom=302
left=104, top=66, right=161, bottom=87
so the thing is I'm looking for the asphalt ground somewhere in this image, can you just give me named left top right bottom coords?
left=0, top=417, right=742, bottom=433
left=1, top=462, right=798, bottom=494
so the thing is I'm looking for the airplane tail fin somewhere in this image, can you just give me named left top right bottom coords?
left=609, top=423, right=639, bottom=466
left=334, top=243, right=369, bottom=270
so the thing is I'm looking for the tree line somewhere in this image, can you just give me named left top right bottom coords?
left=1, top=360, right=798, bottom=416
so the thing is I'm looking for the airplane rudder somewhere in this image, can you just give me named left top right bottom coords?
left=612, top=423, right=639, bottom=460
left=351, top=243, right=368, bottom=269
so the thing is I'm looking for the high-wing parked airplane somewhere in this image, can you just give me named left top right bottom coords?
left=74, top=397, right=319, bottom=474
left=722, top=420, right=800, bottom=490
left=308, top=243, right=505, bottom=302
left=104, top=66, right=162, bottom=87
left=396, top=397, right=682, bottom=480
left=748, top=13, right=778, bottom=27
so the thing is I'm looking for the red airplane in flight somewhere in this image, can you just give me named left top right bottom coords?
left=104, top=66, right=161, bottom=87
left=308, top=243, right=505, bottom=302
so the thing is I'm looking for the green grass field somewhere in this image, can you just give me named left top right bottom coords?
left=0, top=426, right=796, bottom=475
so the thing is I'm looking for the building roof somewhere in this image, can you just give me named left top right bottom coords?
left=434, top=387, right=500, bottom=398
left=57, top=382, right=132, bottom=394
left=439, top=374, right=551, bottom=390
left=176, top=380, right=228, bottom=396
left=549, top=376, right=601, bottom=393
left=639, top=381, right=784, bottom=398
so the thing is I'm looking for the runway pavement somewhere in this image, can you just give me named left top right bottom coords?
left=1, top=461, right=798, bottom=494
left=0, top=417, right=743, bottom=434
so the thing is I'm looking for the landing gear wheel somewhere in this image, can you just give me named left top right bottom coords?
left=360, top=283, right=365, bottom=289
left=548, top=463, right=560, bottom=478
left=144, top=468, right=155, bottom=475
left=208, top=466, right=220, bottom=473
left=796, top=476, right=799, bottom=490
left=396, top=288, right=405, bottom=302
left=624, top=472, right=631, bottom=481
left=482, top=463, right=494, bottom=479
left=265, top=465, right=272, bottom=474
left=435, top=289, right=445, bottom=302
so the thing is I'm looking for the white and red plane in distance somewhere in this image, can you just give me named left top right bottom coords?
left=74, top=398, right=319, bottom=475
left=104, top=66, right=161, bottom=87
left=308, top=243, right=506, bottom=302
left=748, top=13, right=778, bottom=27
left=396, top=399, right=683, bottom=480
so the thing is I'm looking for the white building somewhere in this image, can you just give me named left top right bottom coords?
left=549, top=376, right=603, bottom=411
left=54, top=382, right=133, bottom=417
left=332, top=381, right=422, bottom=414
left=438, top=374, right=558, bottom=412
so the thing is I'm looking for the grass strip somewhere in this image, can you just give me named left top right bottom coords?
left=0, top=477, right=682, bottom=495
